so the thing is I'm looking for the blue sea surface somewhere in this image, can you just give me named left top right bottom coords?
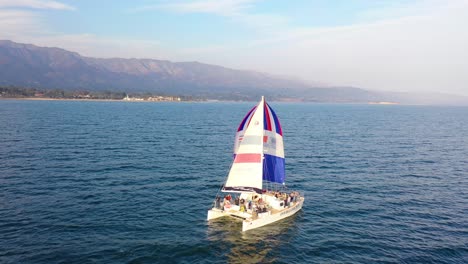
left=0, top=100, right=467, bottom=263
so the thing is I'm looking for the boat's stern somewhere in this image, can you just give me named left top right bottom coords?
left=241, top=196, right=304, bottom=232
left=207, top=208, right=226, bottom=220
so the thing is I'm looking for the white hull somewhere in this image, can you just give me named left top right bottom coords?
left=207, top=196, right=304, bottom=232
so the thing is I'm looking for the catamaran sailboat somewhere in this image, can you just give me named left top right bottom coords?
left=207, top=96, right=304, bottom=232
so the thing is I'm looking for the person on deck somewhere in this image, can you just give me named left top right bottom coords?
left=223, top=199, right=231, bottom=211
left=239, top=200, right=246, bottom=212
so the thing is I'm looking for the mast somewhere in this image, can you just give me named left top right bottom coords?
left=260, top=96, right=266, bottom=190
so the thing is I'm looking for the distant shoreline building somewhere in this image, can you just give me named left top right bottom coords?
left=123, top=94, right=181, bottom=102
left=368, top=101, right=399, bottom=105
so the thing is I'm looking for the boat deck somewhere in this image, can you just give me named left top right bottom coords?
left=222, top=195, right=299, bottom=220
left=208, top=195, right=304, bottom=231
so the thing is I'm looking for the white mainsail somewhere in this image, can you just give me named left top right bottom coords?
left=223, top=97, right=265, bottom=193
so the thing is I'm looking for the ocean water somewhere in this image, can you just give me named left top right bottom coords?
left=0, top=100, right=467, bottom=263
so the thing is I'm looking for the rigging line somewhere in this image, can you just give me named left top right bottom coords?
left=212, top=157, right=235, bottom=203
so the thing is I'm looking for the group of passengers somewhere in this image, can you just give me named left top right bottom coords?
left=214, top=191, right=300, bottom=213
left=214, top=194, right=231, bottom=210
left=214, top=194, right=264, bottom=213
left=273, top=191, right=300, bottom=208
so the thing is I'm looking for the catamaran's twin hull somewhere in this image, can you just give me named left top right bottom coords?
left=207, top=197, right=304, bottom=232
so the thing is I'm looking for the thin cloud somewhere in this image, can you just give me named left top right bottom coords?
left=0, top=0, right=75, bottom=11
left=132, top=0, right=288, bottom=32
left=0, top=9, right=44, bottom=38
left=0, top=0, right=74, bottom=43
left=133, top=0, right=255, bottom=16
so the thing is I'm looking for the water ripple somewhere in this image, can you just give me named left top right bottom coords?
left=0, top=101, right=467, bottom=263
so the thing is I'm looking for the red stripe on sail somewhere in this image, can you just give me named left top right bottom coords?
left=234, top=153, right=262, bottom=163
left=264, top=102, right=272, bottom=131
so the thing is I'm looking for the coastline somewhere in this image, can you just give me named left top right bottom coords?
left=0, top=97, right=403, bottom=104
left=0, top=97, right=183, bottom=102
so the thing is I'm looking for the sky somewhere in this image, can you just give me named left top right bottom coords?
left=0, top=0, right=467, bottom=96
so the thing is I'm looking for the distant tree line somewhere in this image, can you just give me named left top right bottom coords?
left=0, top=86, right=37, bottom=97
left=0, top=86, right=196, bottom=101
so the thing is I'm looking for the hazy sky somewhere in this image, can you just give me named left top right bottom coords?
left=1, top=0, right=467, bottom=95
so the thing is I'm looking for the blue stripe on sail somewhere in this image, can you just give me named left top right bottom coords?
left=262, top=154, right=285, bottom=184
left=237, top=106, right=257, bottom=132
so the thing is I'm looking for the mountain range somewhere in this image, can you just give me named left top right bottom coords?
left=0, top=40, right=466, bottom=104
